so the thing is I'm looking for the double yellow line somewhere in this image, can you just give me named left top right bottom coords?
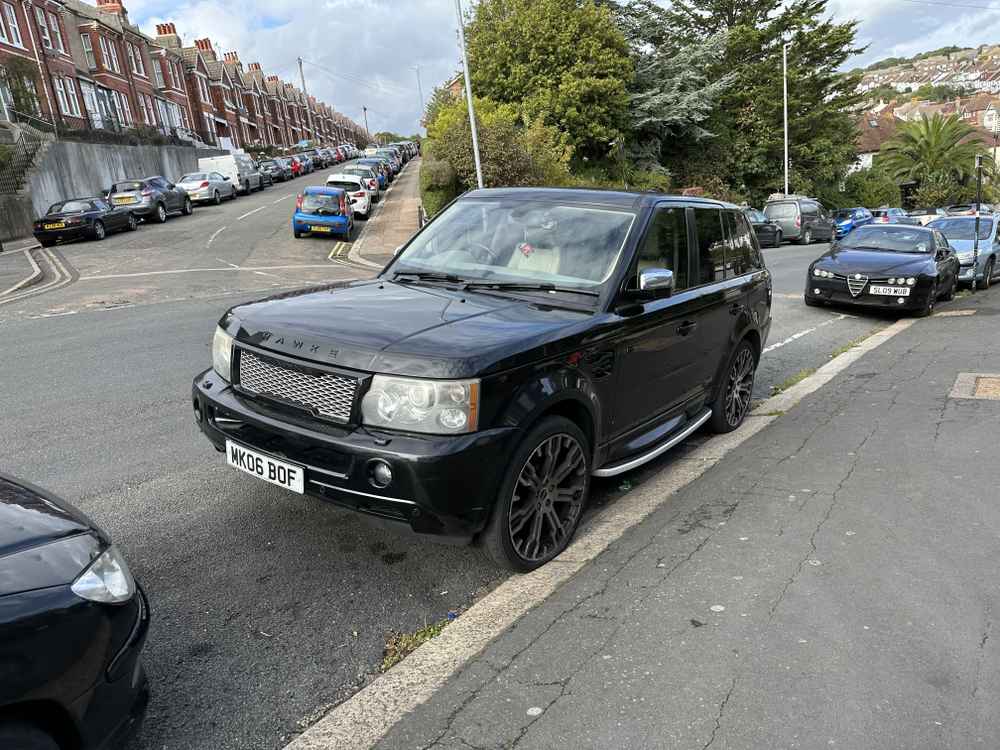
left=328, top=242, right=349, bottom=260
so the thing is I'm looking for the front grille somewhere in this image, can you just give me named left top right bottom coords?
left=846, top=274, right=869, bottom=297
left=237, top=349, right=358, bottom=424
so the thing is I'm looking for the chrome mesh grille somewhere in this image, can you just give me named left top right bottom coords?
left=237, top=349, right=358, bottom=423
left=846, top=274, right=869, bottom=297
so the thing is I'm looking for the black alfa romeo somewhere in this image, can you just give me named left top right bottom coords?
left=805, top=224, right=960, bottom=316
left=192, top=188, right=773, bottom=570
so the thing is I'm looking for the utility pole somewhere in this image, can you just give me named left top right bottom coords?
left=455, top=0, right=484, bottom=188
left=297, top=57, right=315, bottom=143
left=783, top=41, right=791, bottom=196
left=363, top=106, right=371, bottom=143
left=973, top=154, right=984, bottom=294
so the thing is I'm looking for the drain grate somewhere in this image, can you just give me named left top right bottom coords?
left=949, top=373, right=1000, bottom=401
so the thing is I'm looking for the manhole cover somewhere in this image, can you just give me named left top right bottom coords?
left=950, top=373, right=1000, bottom=400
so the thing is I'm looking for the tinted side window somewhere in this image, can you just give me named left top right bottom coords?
left=694, top=207, right=726, bottom=285
left=636, top=206, right=690, bottom=291
left=726, top=210, right=756, bottom=275
left=802, top=202, right=817, bottom=217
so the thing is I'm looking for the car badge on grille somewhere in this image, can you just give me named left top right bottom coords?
left=847, top=274, right=868, bottom=297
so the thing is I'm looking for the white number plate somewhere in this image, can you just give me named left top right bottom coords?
left=226, top=440, right=304, bottom=494
left=869, top=285, right=910, bottom=296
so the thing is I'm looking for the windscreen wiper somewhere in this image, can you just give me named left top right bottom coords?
left=462, top=281, right=600, bottom=298
left=392, top=271, right=467, bottom=284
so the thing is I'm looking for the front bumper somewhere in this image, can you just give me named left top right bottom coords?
left=192, top=369, right=519, bottom=542
left=834, top=225, right=852, bottom=238
left=959, top=263, right=983, bottom=282
left=805, top=278, right=933, bottom=311
left=74, top=584, right=151, bottom=750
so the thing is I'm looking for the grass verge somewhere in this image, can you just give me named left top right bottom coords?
left=771, top=368, right=816, bottom=395
left=381, top=620, right=450, bottom=672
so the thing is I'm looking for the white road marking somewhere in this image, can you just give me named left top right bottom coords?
left=207, top=226, right=227, bottom=248
left=0, top=249, right=42, bottom=297
left=273, top=194, right=295, bottom=204
left=78, top=264, right=340, bottom=280
left=237, top=205, right=268, bottom=221
left=762, top=314, right=851, bottom=354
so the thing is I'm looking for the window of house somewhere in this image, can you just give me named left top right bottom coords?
left=47, top=12, right=64, bottom=52
left=81, top=33, right=96, bottom=69
left=694, top=207, right=727, bottom=286
left=34, top=7, right=51, bottom=48
left=113, top=90, right=132, bottom=125
left=197, top=75, right=209, bottom=103
left=128, top=42, right=145, bottom=77
left=180, top=107, right=189, bottom=129
left=2, top=2, right=25, bottom=48
left=635, top=206, right=690, bottom=291
left=223, top=85, right=234, bottom=109
left=167, top=61, right=178, bottom=89
left=52, top=75, right=68, bottom=113
left=152, top=59, right=165, bottom=88
left=99, top=36, right=121, bottom=74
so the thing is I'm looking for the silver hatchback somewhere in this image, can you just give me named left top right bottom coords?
left=177, top=172, right=237, bottom=205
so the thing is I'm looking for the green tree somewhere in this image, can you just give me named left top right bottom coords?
left=423, top=84, right=457, bottom=132
left=843, top=167, right=901, bottom=207
left=911, top=171, right=962, bottom=208
left=880, top=114, right=990, bottom=185
left=464, top=0, right=632, bottom=158
left=426, top=97, right=573, bottom=191
left=614, top=0, right=735, bottom=172
left=656, top=0, right=864, bottom=204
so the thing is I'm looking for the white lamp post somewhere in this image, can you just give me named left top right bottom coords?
left=454, top=0, right=484, bottom=189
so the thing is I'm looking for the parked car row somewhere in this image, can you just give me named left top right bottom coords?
left=31, top=144, right=368, bottom=248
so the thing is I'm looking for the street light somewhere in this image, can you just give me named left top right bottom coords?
left=783, top=41, right=791, bottom=196
left=454, top=0, right=484, bottom=189
left=973, top=154, right=984, bottom=294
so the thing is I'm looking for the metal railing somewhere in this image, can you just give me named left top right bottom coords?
left=0, top=109, right=54, bottom=194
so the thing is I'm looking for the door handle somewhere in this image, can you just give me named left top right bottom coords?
left=677, top=320, right=697, bottom=336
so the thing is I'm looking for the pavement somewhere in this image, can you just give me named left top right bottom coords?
left=0, top=173, right=964, bottom=750
left=351, top=157, right=423, bottom=268
left=369, top=292, right=1000, bottom=750
left=0, top=247, right=39, bottom=296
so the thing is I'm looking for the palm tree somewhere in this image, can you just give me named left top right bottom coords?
left=879, top=113, right=991, bottom=185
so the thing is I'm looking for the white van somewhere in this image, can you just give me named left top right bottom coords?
left=197, top=154, right=262, bottom=195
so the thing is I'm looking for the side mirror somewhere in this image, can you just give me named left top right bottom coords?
left=638, top=268, right=675, bottom=296
left=223, top=176, right=231, bottom=181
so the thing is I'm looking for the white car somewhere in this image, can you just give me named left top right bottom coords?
left=177, top=171, right=237, bottom=205
left=326, top=173, right=371, bottom=219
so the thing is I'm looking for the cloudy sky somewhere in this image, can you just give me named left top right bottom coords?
left=120, top=0, right=1000, bottom=136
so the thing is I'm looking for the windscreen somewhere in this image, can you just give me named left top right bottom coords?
left=928, top=217, right=993, bottom=241
left=839, top=225, right=933, bottom=253
left=394, top=198, right=636, bottom=288
left=48, top=200, right=92, bottom=213
left=181, top=173, right=208, bottom=182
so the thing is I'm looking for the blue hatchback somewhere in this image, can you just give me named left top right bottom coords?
left=292, top=187, right=353, bottom=240
left=833, top=207, right=873, bottom=238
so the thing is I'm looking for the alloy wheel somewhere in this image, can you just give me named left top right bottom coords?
left=508, top=433, right=587, bottom=563
left=725, top=347, right=755, bottom=427
left=127, top=214, right=137, bottom=231
left=214, top=191, right=221, bottom=205
left=157, top=204, right=166, bottom=222
left=984, top=259, right=994, bottom=290
left=93, top=221, right=105, bottom=240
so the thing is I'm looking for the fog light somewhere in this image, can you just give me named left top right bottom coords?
left=897, top=298, right=906, bottom=305
left=193, top=398, right=203, bottom=423
left=368, top=459, right=393, bottom=489
left=813, top=288, right=821, bottom=295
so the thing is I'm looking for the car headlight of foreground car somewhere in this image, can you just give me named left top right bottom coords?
left=213, top=326, right=234, bottom=382
left=813, top=268, right=834, bottom=278
left=71, top=545, right=135, bottom=604
left=362, top=376, right=480, bottom=434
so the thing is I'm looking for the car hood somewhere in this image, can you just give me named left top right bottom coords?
left=818, top=248, right=934, bottom=275
left=942, top=239, right=984, bottom=253
left=0, top=474, right=103, bottom=558
left=227, top=280, right=595, bottom=378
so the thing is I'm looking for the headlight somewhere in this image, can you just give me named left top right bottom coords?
left=71, top=545, right=135, bottom=604
left=212, top=326, right=234, bottom=382
left=813, top=268, right=822, bottom=277
left=906, top=277, right=916, bottom=286
left=361, top=376, right=480, bottom=434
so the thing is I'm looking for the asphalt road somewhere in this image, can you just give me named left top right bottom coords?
left=0, top=203, right=909, bottom=749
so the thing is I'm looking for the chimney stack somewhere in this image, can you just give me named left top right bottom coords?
left=194, top=39, right=216, bottom=61
left=249, top=62, right=262, bottom=72
left=96, top=0, right=128, bottom=20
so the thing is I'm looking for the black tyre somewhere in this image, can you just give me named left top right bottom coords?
left=481, top=416, right=590, bottom=571
left=0, top=721, right=60, bottom=750
left=182, top=197, right=193, bottom=216
left=127, top=213, right=138, bottom=231
left=39, top=239, right=56, bottom=248
left=941, top=274, right=957, bottom=302
left=982, top=258, right=995, bottom=291
left=91, top=220, right=105, bottom=241
left=798, top=227, right=812, bottom=245
left=293, top=230, right=302, bottom=239
left=154, top=203, right=167, bottom=223
left=915, top=282, right=937, bottom=317
left=213, top=190, right=221, bottom=205
left=709, top=339, right=757, bottom=433
left=773, top=231, right=782, bottom=248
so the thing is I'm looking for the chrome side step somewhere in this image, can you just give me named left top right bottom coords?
left=591, top=409, right=712, bottom=478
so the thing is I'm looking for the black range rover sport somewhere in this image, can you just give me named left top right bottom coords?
left=192, top=188, right=772, bottom=570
